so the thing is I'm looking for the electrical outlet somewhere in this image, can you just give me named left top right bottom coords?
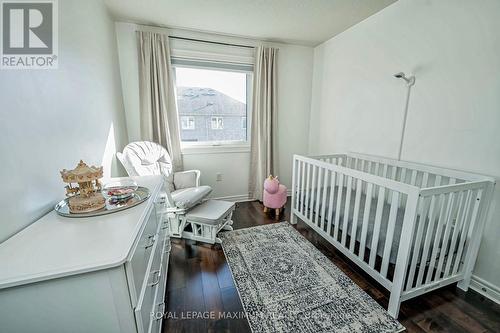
left=216, top=173, right=223, bottom=181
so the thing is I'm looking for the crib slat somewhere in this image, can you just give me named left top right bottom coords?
left=372, top=163, right=379, bottom=198
left=300, top=161, right=306, bottom=215
left=405, top=196, right=431, bottom=290
left=341, top=176, right=353, bottom=246
left=380, top=191, right=400, bottom=278
left=304, top=163, right=311, bottom=218
left=359, top=183, right=374, bottom=261
left=435, top=191, right=460, bottom=280
left=333, top=174, right=344, bottom=241
left=374, top=162, right=380, bottom=176
left=310, top=166, right=317, bottom=220
left=350, top=179, right=363, bottom=252
left=399, top=168, right=408, bottom=208
left=452, top=189, right=481, bottom=275
left=320, top=168, right=329, bottom=231
left=410, top=170, right=418, bottom=186
left=381, top=164, right=389, bottom=202
left=315, top=167, right=323, bottom=226
left=444, top=190, right=469, bottom=277
left=360, top=159, right=365, bottom=172
left=422, top=172, right=429, bottom=188
left=416, top=194, right=440, bottom=287
left=425, top=193, right=450, bottom=284
left=369, top=186, right=386, bottom=268
left=326, top=172, right=336, bottom=236
left=295, top=160, right=301, bottom=211
left=391, top=166, right=397, bottom=180
left=400, top=168, right=407, bottom=184
left=435, top=175, right=442, bottom=187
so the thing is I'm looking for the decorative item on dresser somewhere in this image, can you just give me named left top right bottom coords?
left=0, top=175, right=169, bottom=333
left=60, top=160, right=105, bottom=213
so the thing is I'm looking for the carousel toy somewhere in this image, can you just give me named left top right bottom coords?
left=60, top=160, right=105, bottom=213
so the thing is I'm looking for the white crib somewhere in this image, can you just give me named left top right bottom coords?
left=290, top=152, right=495, bottom=318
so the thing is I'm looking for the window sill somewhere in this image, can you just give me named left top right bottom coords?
left=181, top=144, right=251, bottom=155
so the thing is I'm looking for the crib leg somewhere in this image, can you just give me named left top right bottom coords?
left=387, top=294, right=401, bottom=319
left=290, top=212, right=298, bottom=225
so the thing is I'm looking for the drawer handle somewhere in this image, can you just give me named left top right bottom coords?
left=145, top=235, right=156, bottom=249
left=161, top=222, right=169, bottom=230
left=149, top=270, right=161, bottom=287
left=155, top=302, right=165, bottom=321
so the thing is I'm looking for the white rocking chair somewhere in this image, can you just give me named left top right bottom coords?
left=117, top=141, right=213, bottom=239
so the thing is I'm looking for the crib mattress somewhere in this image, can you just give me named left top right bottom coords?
left=299, top=186, right=448, bottom=265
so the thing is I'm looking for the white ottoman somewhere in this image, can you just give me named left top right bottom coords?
left=182, top=200, right=235, bottom=244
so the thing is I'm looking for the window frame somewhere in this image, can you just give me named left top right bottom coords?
left=172, top=58, right=253, bottom=153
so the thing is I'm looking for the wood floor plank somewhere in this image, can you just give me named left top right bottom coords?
left=163, top=200, right=500, bottom=333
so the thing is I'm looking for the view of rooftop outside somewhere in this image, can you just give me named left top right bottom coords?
left=174, top=67, right=249, bottom=144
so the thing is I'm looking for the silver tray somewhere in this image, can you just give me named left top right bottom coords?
left=55, top=186, right=150, bottom=218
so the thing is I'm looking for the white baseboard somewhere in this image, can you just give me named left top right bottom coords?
left=214, top=191, right=293, bottom=203
left=212, top=194, right=253, bottom=202
left=470, top=275, right=500, bottom=305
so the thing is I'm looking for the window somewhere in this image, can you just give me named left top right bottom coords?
left=211, top=117, right=224, bottom=129
left=172, top=60, right=252, bottom=147
left=181, top=116, right=195, bottom=130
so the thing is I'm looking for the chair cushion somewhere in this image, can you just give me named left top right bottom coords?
left=171, top=186, right=212, bottom=210
left=174, top=171, right=197, bottom=190
left=186, top=200, right=235, bottom=225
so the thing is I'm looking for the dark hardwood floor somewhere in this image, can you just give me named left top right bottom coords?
left=163, top=200, right=500, bottom=333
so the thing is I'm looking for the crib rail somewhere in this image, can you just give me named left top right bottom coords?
left=348, top=152, right=493, bottom=184
left=291, top=153, right=494, bottom=318
left=400, top=180, right=491, bottom=300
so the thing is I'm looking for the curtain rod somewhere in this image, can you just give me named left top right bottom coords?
left=168, top=36, right=255, bottom=49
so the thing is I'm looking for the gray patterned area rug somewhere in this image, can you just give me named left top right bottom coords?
left=219, top=222, right=404, bottom=333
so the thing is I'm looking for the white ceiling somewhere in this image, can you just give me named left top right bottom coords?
left=105, top=0, right=397, bottom=46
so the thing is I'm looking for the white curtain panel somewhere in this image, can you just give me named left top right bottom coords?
left=137, top=31, right=183, bottom=171
left=249, top=46, right=278, bottom=201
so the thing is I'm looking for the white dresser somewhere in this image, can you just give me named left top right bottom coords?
left=0, top=175, right=169, bottom=333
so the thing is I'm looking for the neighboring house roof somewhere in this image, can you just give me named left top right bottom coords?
left=177, top=87, right=246, bottom=117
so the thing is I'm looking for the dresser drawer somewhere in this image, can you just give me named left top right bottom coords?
left=150, top=230, right=170, bottom=333
left=127, top=204, right=160, bottom=305
left=135, top=265, right=160, bottom=333
left=149, top=293, right=165, bottom=333
left=135, top=227, right=165, bottom=333
left=157, top=235, right=170, bottom=306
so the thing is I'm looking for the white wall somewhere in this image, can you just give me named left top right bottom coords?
left=0, top=0, right=128, bottom=242
left=115, top=23, right=313, bottom=199
left=309, top=0, right=500, bottom=297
